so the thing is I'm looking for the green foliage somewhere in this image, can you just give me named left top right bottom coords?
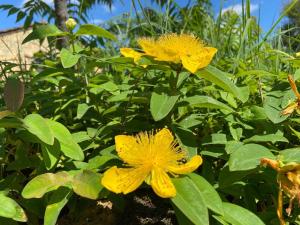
left=172, top=176, right=209, bottom=225
left=0, top=193, right=27, bottom=222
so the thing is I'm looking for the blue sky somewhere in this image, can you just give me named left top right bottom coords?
left=0, top=0, right=287, bottom=32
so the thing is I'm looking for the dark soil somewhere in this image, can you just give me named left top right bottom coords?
left=57, top=189, right=178, bottom=225
left=117, top=189, right=178, bottom=225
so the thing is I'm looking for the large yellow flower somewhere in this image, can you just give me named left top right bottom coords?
left=101, top=128, right=202, bottom=198
left=120, top=33, right=217, bottom=73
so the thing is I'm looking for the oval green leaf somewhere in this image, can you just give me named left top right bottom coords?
left=22, top=24, right=67, bottom=44
left=150, top=92, right=179, bottom=121
left=23, top=114, right=54, bottom=145
left=229, top=144, right=275, bottom=171
left=22, top=172, right=70, bottom=199
left=47, top=120, right=84, bottom=161
left=187, top=173, right=223, bottom=215
left=222, top=202, right=265, bottom=225
left=172, top=176, right=209, bottom=225
left=44, top=187, right=72, bottom=225
left=75, top=24, right=116, bottom=40
left=72, top=170, right=103, bottom=199
left=41, top=140, right=61, bottom=170
left=60, top=48, right=81, bottom=68
left=196, top=66, right=245, bottom=102
left=0, top=194, right=27, bottom=222
left=180, top=96, right=234, bottom=112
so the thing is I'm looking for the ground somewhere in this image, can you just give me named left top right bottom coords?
left=58, top=189, right=178, bottom=225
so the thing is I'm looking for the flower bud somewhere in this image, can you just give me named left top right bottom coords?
left=65, top=18, right=77, bottom=31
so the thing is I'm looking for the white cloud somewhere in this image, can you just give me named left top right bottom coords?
left=222, top=3, right=259, bottom=15
left=102, top=4, right=116, bottom=13
left=42, top=0, right=53, bottom=4
left=91, top=18, right=104, bottom=24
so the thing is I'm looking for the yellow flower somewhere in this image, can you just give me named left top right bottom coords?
left=120, top=33, right=217, bottom=73
left=281, top=75, right=300, bottom=115
left=120, top=48, right=144, bottom=64
left=101, top=128, right=202, bottom=198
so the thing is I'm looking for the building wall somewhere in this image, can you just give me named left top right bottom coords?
left=0, top=27, right=48, bottom=65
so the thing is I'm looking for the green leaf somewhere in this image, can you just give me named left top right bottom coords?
left=71, top=170, right=103, bottom=199
left=72, top=131, right=91, bottom=143
left=196, top=66, right=245, bottom=102
left=32, top=68, right=64, bottom=83
left=99, top=81, right=119, bottom=92
left=87, top=155, right=117, bottom=170
left=41, top=140, right=61, bottom=170
left=23, top=114, right=54, bottom=145
left=203, top=133, right=227, bottom=145
left=150, top=92, right=179, bottom=121
left=172, top=125, right=198, bottom=156
left=173, top=204, right=194, bottom=225
left=22, top=24, right=67, bottom=44
left=178, top=114, right=203, bottom=129
left=172, top=177, right=209, bottom=225
left=177, top=72, right=190, bottom=88
left=263, top=91, right=288, bottom=124
left=220, top=91, right=237, bottom=108
left=0, top=110, right=14, bottom=119
left=229, top=144, right=275, bottom=171
left=180, top=96, right=234, bottom=112
left=22, top=172, right=71, bottom=198
left=229, top=125, right=243, bottom=141
left=212, top=215, right=230, bottom=225
left=4, top=77, right=24, bottom=112
left=289, top=126, right=300, bottom=142
left=222, top=202, right=265, bottom=225
left=60, top=48, right=81, bottom=68
left=243, top=133, right=288, bottom=144
left=44, top=187, right=72, bottom=225
left=75, top=24, right=116, bottom=40
left=0, top=117, right=23, bottom=128
left=280, top=147, right=300, bottom=163
left=0, top=194, right=27, bottom=222
left=76, top=103, right=92, bottom=119
left=187, top=173, right=223, bottom=215
left=236, top=86, right=250, bottom=103
left=47, top=120, right=84, bottom=161
left=219, top=166, right=252, bottom=188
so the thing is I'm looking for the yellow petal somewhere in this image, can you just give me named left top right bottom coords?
left=168, top=155, right=202, bottom=174
left=120, top=48, right=144, bottom=63
left=115, top=135, right=143, bottom=164
left=204, top=47, right=218, bottom=57
left=138, top=38, right=158, bottom=57
left=154, top=48, right=180, bottom=62
left=154, top=128, right=174, bottom=146
left=101, top=166, right=149, bottom=194
left=281, top=101, right=298, bottom=115
left=151, top=167, right=176, bottom=198
left=181, top=47, right=217, bottom=73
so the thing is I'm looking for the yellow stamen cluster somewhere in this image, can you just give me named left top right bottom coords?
left=120, top=33, right=217, bottom=74
left=101, top=128, right=202, bottom=198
